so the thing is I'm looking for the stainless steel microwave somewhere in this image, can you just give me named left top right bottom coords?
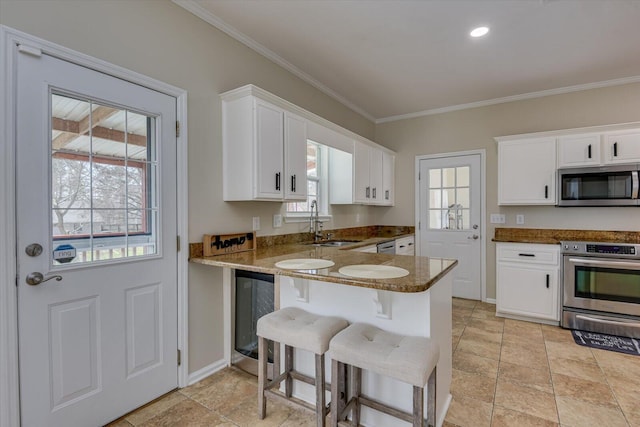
left=557, top=164, right=640, bottom=206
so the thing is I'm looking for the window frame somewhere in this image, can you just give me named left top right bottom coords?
left=284, top=141, right=331, bottom=222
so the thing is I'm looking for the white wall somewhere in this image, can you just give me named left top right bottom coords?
left=0, top=0, right=377, bottom=373
left=375, top=82, right=640, bottom=300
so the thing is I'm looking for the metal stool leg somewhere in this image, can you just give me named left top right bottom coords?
left=285, top=345, right=293, bottom=398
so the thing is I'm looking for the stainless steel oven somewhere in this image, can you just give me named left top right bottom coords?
left=562, top=241, right=640, bottom=338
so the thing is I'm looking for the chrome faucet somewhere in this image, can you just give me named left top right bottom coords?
left=309, top=200, right=323, bottom=242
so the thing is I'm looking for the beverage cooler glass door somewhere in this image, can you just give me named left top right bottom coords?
left=235, top=270, right=274, bottom=363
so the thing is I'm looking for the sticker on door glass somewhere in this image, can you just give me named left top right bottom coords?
left=53, top=244, right=76, bottom=264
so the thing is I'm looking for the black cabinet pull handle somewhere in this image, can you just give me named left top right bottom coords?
left=275, top=172, right=281, bottom=191
left=545, top=185, right=548, bottom=199
left=385, top=190, right=390, bottom=200
left=546, top=274, right=550, bottom=289
left=588, top=144, right=592, bottom=159
left=366, top=186, right=370, bottom=198
left=518, top=253, right=535, bottom=257
left=291, top=174, right=296, bottom=192
left=614, top=142, right=618, bottom=157
left=373, top=187, right=377, bottom=199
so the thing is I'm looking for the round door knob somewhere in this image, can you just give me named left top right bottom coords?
left=468, top=234, right=479, bottom=240
left=25, top=272, right=63, bottom=286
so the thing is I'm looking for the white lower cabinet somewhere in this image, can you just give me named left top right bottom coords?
left=496, top=243, right=560, bottom=323
left=395, top=235, right=415, bottom=255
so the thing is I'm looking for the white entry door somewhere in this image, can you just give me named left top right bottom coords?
left=418, top=153, right=483, bottom=300
left=16, top=49, right=178, bottom=426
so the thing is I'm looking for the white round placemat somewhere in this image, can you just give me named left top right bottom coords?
left=338, top=264, right=409, bottom=279
left=275, top=259, right=335, bottom=270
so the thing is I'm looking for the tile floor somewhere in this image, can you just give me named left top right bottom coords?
left=109, top=298, right=640, bottom=426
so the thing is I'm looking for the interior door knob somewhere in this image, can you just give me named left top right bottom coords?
left=468, top=234, right=479, bottom=240
left=25, top=272, right=62, bottom=286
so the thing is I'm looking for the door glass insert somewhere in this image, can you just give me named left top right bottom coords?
left=51, top=92, right=158, bottom=265
left=427, top=166, right=471, bottom=230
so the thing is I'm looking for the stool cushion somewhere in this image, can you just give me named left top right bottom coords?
left=329, top=323, right=439, bottom=387
left=257, top=307, right=349, bottom=355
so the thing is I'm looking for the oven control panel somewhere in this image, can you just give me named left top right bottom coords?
left=562, top=241, right=640, bottom=258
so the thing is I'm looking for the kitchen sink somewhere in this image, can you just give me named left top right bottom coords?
left=306, top=240, right=361, bottom=247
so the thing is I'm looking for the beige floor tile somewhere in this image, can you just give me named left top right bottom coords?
left=606, top=375, right=640, bottom=417
left=452, top=298, right=477, bottom=309
left=627, top=411, right=640, bottom=427
left=541, top=325, right=574, bottom=343
left=475, top=301, right=497, bottom=312
left=498, top=361, right=552, bottom=393
left=491, top=406, right=559, bottom=427
left=223, top=395, right=297, bottom=427
left=551, top=372, right=617, bottom=408
left=548, top=357, right=607, bottom=383
left=556, top=396, right=629, bottom=427
left=470, top=309, right=499, bottom=320
left=452, top=334, right=462, bottom=352
left=444, top=394, right=493, bottom=427
left=189, top=372, right=259, bottom=416
left=453, top=351, right=499, bottom=378
left=278, top=407, right=317, bottom=427
left=461, top=325, right=503, bottom=344
left=503, top=319, right=544, bottom=339
left=494, top=379, right=558, bottom=423
left=456, top=336, right=502, bottom=360
left=502, top=331, right=546, bottom=347
left=180, top=368, right=232, bottom=398
left=137, top=398, right=231, bottom=427
left=500, top=341, right=549, bottom=370
left=125, top=391, right=187, bottom=425
left=451, top=369, right=497, bottom=403
left=465, top=318, right=505, bottom=333
left=544, top=340, right=597, bottom=364
left=592, top=347, right=640, bottom=379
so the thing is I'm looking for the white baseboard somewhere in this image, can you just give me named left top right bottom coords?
left=484, top=298, right=496, bottom=305
left=186, top=359, right=228, bottom=386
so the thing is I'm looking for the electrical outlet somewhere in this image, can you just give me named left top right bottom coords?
left=516, top=214, right=525, bottom=225
left=252, top=216, right=260, bottom=231
left=273, top=214, right=282, bottom=228
left=490, top=214, right=506, bottom=224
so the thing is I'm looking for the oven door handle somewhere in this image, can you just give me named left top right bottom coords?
left=576, top=314, right=640, bottom=329
left=568, top=257, right=640, bottom=270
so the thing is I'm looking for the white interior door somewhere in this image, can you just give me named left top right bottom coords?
left=16, top=49, right=178, bottom=426
left=418, top=153, right=482, bottom=300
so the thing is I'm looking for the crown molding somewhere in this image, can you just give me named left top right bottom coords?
left=376, top=75, right=640, bottom=124
left=172, top=0, right=376, bottom=123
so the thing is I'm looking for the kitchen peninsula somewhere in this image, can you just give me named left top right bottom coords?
left=191, top=235, right=457, bottom=426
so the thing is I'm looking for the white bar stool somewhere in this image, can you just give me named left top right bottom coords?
left=257, top=307, right=349, bottom=427
left=329, top=323, right=439, bottom=427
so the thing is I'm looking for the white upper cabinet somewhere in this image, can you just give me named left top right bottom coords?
left=557, top=134, right=601, bottom=168
left=222, top=95, right=307, bottom=201
left=352, top=141, right=393, bottom=205
left=283, top=112, right=308, bottom=200
left=222, top=85, right=396, bottom=204
left=498, top=137, right=557, bottom=205
left=382, top=151, right=395, bottom=205
left=329, top=141, right=394, bottom=206
left=603, top=130, right=640, bottom=164
left=254, top=100, right=285, bottom=199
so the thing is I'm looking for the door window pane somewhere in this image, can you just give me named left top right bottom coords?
left=51, top=92, right=158, bottom=265
left=427, top=165, right=471, bottom=230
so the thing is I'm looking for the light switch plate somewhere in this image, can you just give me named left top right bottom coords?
left=252, top=216, right=260, bottom=231
left=490, top=214, right=506, bottom=224
left=273, top=214, right=282, bottom=228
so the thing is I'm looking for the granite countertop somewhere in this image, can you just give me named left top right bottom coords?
left=191, top=235, right=457, bottom=293
left=493, top=228, right=640, bottom=244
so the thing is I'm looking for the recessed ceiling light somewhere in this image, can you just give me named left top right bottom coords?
left=470, top=26, right=490, bottom=38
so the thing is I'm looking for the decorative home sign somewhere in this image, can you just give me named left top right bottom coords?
left=203, top=232, right=255, bottom=256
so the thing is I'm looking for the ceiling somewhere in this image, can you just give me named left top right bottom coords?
left=175, top=0, right=640, bottom=123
